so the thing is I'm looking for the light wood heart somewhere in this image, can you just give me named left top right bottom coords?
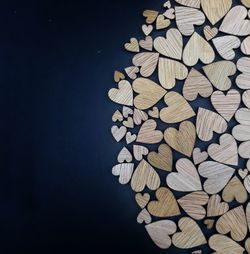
left=112, top=110, right=123, bottom=122
left=133, top=109, right=148, bottom=126
left=244, top=175, right=250, bottom=193
left=137, top=208, right=151, bottom=224
left=139, top=36, right=153, bottom=51
left=193, top=148, right=208, bottom=165
left=158, top=58, right=188, bottom=89
left=126, top=132, right=137, bottom=144
left=198, top=161, right=235, bottom=194
left=175, top=6, right=205, bottom=36
left=207, top=194, right=229, bottom=217
left=235, top=108, right=250, bottom=126
left=203, top=61, right=236, bottom=91
left=148, top=107, right=159, bottom=118
left=236, top=57, right=250, bottom=89
left=125, top=66, right=139, bottom=80
left=242, top=0, right=250, bottom=8
left=112, top=163, right=134, bottom=185
left=142, top=24, right=153, bottom=36
left=246, top=202, right=250, bottom=230
left=220, top=5, right=250, bottom=36
left=175, top=0, right=200, bottom=8
left=204, top=25, right=218, bottom=41
left=124, top=38, right=140, bottom=52
left=122, top=106, right=133, bottom=117
left=167, top=158, right=202, bottom=192
left=135, top=193, right=150, bottom=208
left=133, top=145, right=149, bottom=161
left=160, top=92, right=195, bottom=124
left=111, top=125, right=127, bottom=142
left=243, top=90, right=250, bottom=109
left=163, top=1, right=171, bottom=8
left=239, top=141, right=250, bottom=158
left=163, top=8, right=175, bottom=19
left=156, top=15, right=170, bottom=30
left=123, top=116, right=134, bottom=128
left=241, top=35, right=250, bottom=55
left=204, top=219, right=215, bottom=230
left=153, top=28, right=183, bottom=60
left=114, top=71, right=125, bottom=83
left=133, top=78, right=167, bottom=110
left=145, top=220, right=177, bottom=249
left=216, top=206, right=248, bottom=242
left=143, top=10, right=159, bottom=24
left=238, top=168, right=248, bottom=179
left=147, top=187, right=180, bottom=217
left=245, top=238, right=250, bottom=254
left=196, top=108, right=227, bottom=142
left=137, top=120, right=163, bottom=144
left=183, top=32, right=215, bottom=66
left=131, top=159, right=160, bottom=192
left=177, top=191, right=209, bottom=220
left=108, top=80, right=133, bottom=106
left=232, top=124, right=250, bottom=141
left=172, top=217, right=207, bottom=249
left=207, top=134, right=238, bottom=166
left=117, top=147, right=133, bottom=163
left=147, top=144, right=173, bottom=172
left=183, top=68, right=213, bottom=101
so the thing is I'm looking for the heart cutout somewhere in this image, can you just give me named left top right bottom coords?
left=124, top=38, right=140, bottom=52
left=236, top=57, right=250, bottom=89
left=163, top=8, right=175, bottom=19
left=111, top=125, right=127, bottom=142
left=123, top=116, right=134, bottom=128
left=117, top=147, right=133, bottom=163
left=112, top=110, right=123, bottom=122
left=114, top=71, right=125, bottom=82
left=133, top=108, right=148, bottom=125
left=241, top=35, right=250, bottom=55
left=139, top=36, right=153, bottom=51
left=126, top=132, right=137, bottom=144
left=135, top=193, right=150, bottom=208
left=156, top=15, right=170, bottom=30
left=175, top=0, right=200, bottom=8
left=204, top=25, right=218, bottom=41
left=137, top=209, right=152, bottom=224
left=133, top=145, right=149, bottom=161
left=204, top=219, right=215, bottom=230
left=239, top=141, right=250, bottom=158
left=207, top=194, right=229, bottom=217
left=112, top=163, right=134, bottom=184
left=238, top=168, right=248, bottom=179
left=148, top=107, right=159, bottom=118
left=125, top=66, right=139, bottom=80
left=243, top=90, right=250, bottom=108
left=143, top=10, right=159, bottom=24
left=193, top=148, right=208, bottom=165
left=142, top=24, right=153, bottom=36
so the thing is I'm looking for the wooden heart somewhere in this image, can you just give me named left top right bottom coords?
left=246, top=202, right=250, bottom=230
left=164, top=121, right=196, bottom=157
left=245, top=238, right=250, bottom=254
left=133, top=145, right=149, bottom=161
left=235, top=108, right=250, bottom=126
left=111, top=125, right=127, bottom=142
left=137, top=120, right=163, bottom=144
left=147, top=187, right=180, bottom=217
left=196, top=108, right=227, bottom=142
left=220, top=5, right=250, bottom=36
left=160, top=92, right=195, bottom=124
left=175, top=6, right=205, bottom=36
left=232, top=125, right=250, bottom=141
left=198, top=161, right=235, bottom=194
left=145, top=220, right=177, bottom=249
left=108, top=80, right=133, bottom=106
left=158, top=58, right=188, bottom=89
left=131, top=159, right=160, bottom=192
left=142, top=24, right=153, bottom=36
left=153, top=28, right=183, bottom=60
left=244, top=175, right=250, bottom=193
left=207, top=194, right=229, bottom=217
left=126, top=132, right=137, bottom=144
left=238, top=168, right=248, bottom=179
left=117, top=147, right=133, bottom=163
left=135, top=193, right=150, bottom=208
left=216, top=206, right=247, bottom=242
left=163, top=1, right=171, bottom=8
left=183, top=32, right=215, bottom=66
left=175, top=0, right=200, bottom=8
left=241, top=35, right=250, bottom=55
left=167, top=158, right=202, bottom=192
left=163, top=8, right=175, bottom=19
left=204, top=219, right=215, bottom=229
left=172, top=217, right=207, bottom=249
left=114, top=71, right=125, bottom=82
left=236, top=57, right=250, bottom=89
left=137, top=208, right=152, bottom=224
left=203, top=61, right=236, bottom=91
left=124, top=38, right=139, bottom=52
left=239, top=141, right=250, bottom=158
left=123, top=116, right=134, bottom=128
left=183, top=68, right=213, bottom=101
left=139, top=36, right=153, bottom=51
left=133, top=108, right=148, bottom=125
left=204, top=25, right=218, bottom=41
left=122, top=106, right=133, bottom=118
left=112, top=163, right=134, bottom=184
left=156, top=15, right=170, bottom=30
left=242, top=0, right=250, bottom=8
left=143, top=10, right=159, bottom=24
left=125, top=66, right=139, bottom=80
left=243, top=90, right=250, bottom=108
left=193, top=148, right=208, bottom=165
left=177, top=191, right=209, bottom=220
left=112, top=110, right=123, bottom=122
left=207, top=134, right=238, bottom=166
left=148, top=107, right=159, bottom=118
left=133, top=78, right=167, bottom=110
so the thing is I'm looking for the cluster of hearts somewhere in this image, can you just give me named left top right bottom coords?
left=108, top=0, right=250, bottom=253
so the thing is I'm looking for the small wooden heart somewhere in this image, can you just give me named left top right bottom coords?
left=112, top=110, right=123, bottom=122
left=204, top=219, right=215, bottom=230
left=133, top=145, right=149, bottom=161
left=111, top=125, right=127, bottom=142
left=126, top=132, right=137, bottom=144
left=124, top=38, right=140, bottom=53
left=142, top=24, right=153, bottom=36
left=204, top=25, right=218, bottom=41
left=143, top=10, right=159, bottom=24
left=137, top=208, right=152, bottom=224
left=114, top=70, right=125, bottom=82
left=156, top=15, right=170, bottom=30
left=148, top=107, right=159, bottom=119
left=117, top=147, right=133, bottom=163
left=133, top=109, right=148, bottom=125
left=125, top=66, right=139, bottom=80
left=135, top=193, right=150, bottom=208
left=112, top=163, right=134, bottom=185
left=139, top=36, right=153, bottom=51
left=123, top=117, right=134, bottom=128
left=193, top=148, right=208, bottom=165
left=207, top=194, right=229, bottom=217
left=238, top=168, right=248, bottom=179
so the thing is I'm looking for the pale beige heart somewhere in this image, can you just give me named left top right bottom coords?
left=207, top=194, right=229, bottom=217
left=204, top=219, right=215, bottom=230
left=175, top=0, right=200, bottom=8
left=135, top=193, right=150, bottom=208
left=112, top=163, right=134, bottom=184
left=114, top=70, right=125, bottom=83
left=241, top=35, right=250, bottom=55
left=125, top=66, right=139, bottom=80
left=133, top=108, right=148, bottom=125
left=239, top=141, right=250, bottom=158
left=124, top=38, right=139, bottom=52
left=242, top=0, right=250, bottom=8
left=163, top=8, right=175, bottom=19
left=243, top=90, right=250, bottom=109
left=204, top=25, right=218, bottom=41
left=123, top=116, right=134, bottom=128
left=139, top=36, right=153, bottom=51
left=112, top=110, right=123, bottom=122
left=148, top=107, right=159, bottom=118
left=193, top=148, right=208, bottom=165
left=235, top=108, right=250, bottom=125
left=111, top=125, right=127, bottom=142
left=244, top=175, right=250, bottom=193
left=126, top=132, right=137, bottom=144
left=238, top=168, right=248, bottom=179
left=236, top=57, right=250, bottom=89
left=122, top=106, right=133, bottom=118
left=117, top=147, right=133, bottom=163
left=163, top=0, right=171, bottom=8
left=156, top=15, right=170, bottom=30
left=142, top=24, right=153, bottom=36
left=232, top=125, right=250, bottom=141
left=133, top=145, right=149, bottom=161
left=137, top=208, right=152, bottom=224
left=143, top=10, right=159, bottom=24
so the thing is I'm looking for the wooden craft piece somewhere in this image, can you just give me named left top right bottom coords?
left=177, top=191, right=209, bottom=220
left=207, top=194, right=229, bottom=217
left=172, top=217, right=207, bottom=249
left=241, top=36, right=250, bottom=55
left=232, top=125, right=250, bottom=141
left=242, top=0, right=250, bottom=8
left=111, top=125, right=127, bottom=142
left=204, top=25, right=218, bottom=41
left=133, top=145, right=149, bottom=161
left=220, top=5, right=250, bottom=36
left=123, top=117, right=134, bottom=128
left=137, top=120, right=163, bottom=144
left=147, top=187, right=180, bottom=217
left=131, top=159, right=160, bottom=192
left=236, top=57, right=250, bottom=89
left=125, top=66, right=139, bottom=80
left=175, top=6, right=205, bottom=36
left=137, top=208, right=152, bottom=224
left=209, top=234, right=245, bottom=254
left=193, top=148, right=208, bottom=165
left=124, top=38, right=140, bottom=53
left=183, top=32, right=215, bottom=67
left=135, top=193, right=150, bottom=209
left=158, top=58, right=188, bottom=89
left=112, top=163, right=134, bottom=184
left=163, top=8, right=175, bottom=19
left=167, top=158, right=202, bottom=192
left=243, top=90, right=250, bottom=109
left=143, top=10, right=159, bottom=24
left=216, top=206, right=247, bottom=242
left=133, top=78, right=167, bottom=110
left=213, top=36, right=241, bottom=60
left=164, top=121, right=196, bottom=157
left=117, top=147, right=133, bottom=163
left=235, top=108, right=250, bottom=126
left=222, top=176, right=248, bottom=204
left=133, top=108, right=148, bottom=125
left=201, top=0, right=232, bottom=25
left=132, top=53, right=159, bottom=77
left=154, top=28, right=183, bottom=60
left=238, top=168, right=248, bottom=179
left=114, top=71, right=125, bottom=83
left=142, top=24, right=153, bottom=36
left=183, top=68, right=213, bottom=101
left=245, top=238, right=250, bottom=254
left=145, top=220, right=177, bottom=249
left=164, top=1, right=171, bottom=8
left=198, top=161, right=235, bottom=194
left=207, top=134, right=238, bottom=166
left=148, top=107, right=159, bottom=118
left=204, top=219, right=215, bottom=229
left=139, top=36, right=153, bottom=51
left=156, top=15, right=170, bottom=30
left=108, top=80, right=133, bottom=106
left=248, top=159, right=250, bottom=171
left=246, top=202, right=250, bottom=231
left=126, top=132, right=137, bottom=144
left=147, top=144, right=173, bottom=172
left=239, top=141, right=250, bottom=158
left=175, top=0, right=201, bottom=8
left=196, top=108, right=227, bottom=142
left=203, top=61, right=236, bottom=91
left=112, top=110, right=123, bottom=122
left=123, top=106, right=133, bottom=118
left=211, top=89, right=240, bottom=122
left=244, top=175, right=250, bottom=193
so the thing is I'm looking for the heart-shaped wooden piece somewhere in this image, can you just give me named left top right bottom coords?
left=239, top=141, right=250, bottom=159
left=112, top=163, right=134, bottom=184
left=216, top=206, right=248, bottom=241
left=117, top=147, right=133, bottom=163
left=142, top=24, right=153, bottom=36
left=204, top=25, right=218, bottom=41
left=207, top=134, right=238, bottom=166
left=131, top=159, right=160, bottom=192
left=236, top=107, right=250, bottom=125
left=164, top=121, right=196, bottom=157
left=172, top=217, right=207, bottom=249
left=111, top=125, right=127, bottom=142
left=183, top=32, right=215, bottom=66
left=244, top=175, right=250, bottom=193
left=143, top=10, right=159, bottom=24
left=139, top=36, right=153, bottom=51
left=193, top=148, right=208, bottom=165
left=124, top=38, right=140, bottom=52
left=241, top=36, right=250, bottom=55
left=163, top=8, right=175, bottom=19
left=175, top=0, right=200, bottom=8
left=238, top=168, right=248, bottom=179
left=133, top=145, right=149, bottom=161
left=233, top=125, right=250, bottom=142
left=246, top=238, right=250, bottom=254
left=242, top=0, right=250, bottom=8
left=147, top=144, right=173, bottom=172
left=178, top=191, right=209, bottom=220
left=145, top=220, right=177, bottom=249
left=123, top=116, right=134, bottom=128
left=167, top=158, right=202, bottom=192
left=148, top=107, right=159, bottom=118
left=243, top=90, right=250, bottom=109
left=122, top=106, right=133, bottom=118
left=112, top=110, right=123, bottom=122
left=114, top=71, right=125, bottom=83
left=196, top=108, right=227, bottom=142
left=133, top=109, right=148, bottom=126
left=156, top=15, right=170, bottom=30
left=125, top=66, right=139, bottom=80
left=236, top=57, right=250, bottom=89
left=163, top=0, right=171, bottom=8
left=198, top=161, right=235, bottom=194
left=133, top=78, right=167, bottom=110
left=207, top=194, right=229, bottom=217
left=147, top=187, right=180, bottom=217
left=204, top=219, right=215, bottom=230
left=126, top=132, right=137, bottom=144
left=137, top=208, right=152, bottom=224
left=135, top=193, right=150, bottom=208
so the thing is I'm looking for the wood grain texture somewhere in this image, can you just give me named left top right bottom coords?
left=244, top=175, right=250, bottom=193
left=241, top=0, right=250, bottom=8
left=243, top=90, right=250, bottom=108
left=239, top=141, right=250, bottom=158
left=241, top=36, right=250, bottom=55
left=135, top=193, right=150, bottom=208
left=235, top=108, right=250, bottom=125
left=133, top=145, right=149, bottom=161
left=114, top=71, right=125, bottom=83
left=238, top=168, right=248, bottom=179
left=111, top=125, right=127, bottom=142
left=117, top=147, right=133, bottom=163
left=124, top=38, right=140, bottom=53
left=156, top=15, right=171, bottom=30
left=148, top=107, right=159, bottom=118
left=133, top=108, right=148, bottom=125
left=204, top=219, right=215, bottom=229
left=193, top=148, right=208, bottom=165
left=143, top=10, right=159, bottom=24
left=232, top=124, right=250, bottom=141
left=137, top=208, right=152, bottom=224
left=125, top=66, right=139, bottom=80
left=245, top=238, right=250, bottom=254
left=123, top=116, right=134, bottom=128
left=112, top=110, right=123, bottom=122
left=126, top=132, right=137, bottom=144
left=142, top=24, right=153, bottom=36
left=122, top=106, right=133, bottom=118
left=139, top=36, right=153, bottom=51
left=236, top=57, right=250, bottom=89
left=207, top=194, right=229, bottom=217
left=204, top=25, right=218, bottom=41
left=175, top=0, right=201, bottom=8
left=112, top=163, right=134, bottom=184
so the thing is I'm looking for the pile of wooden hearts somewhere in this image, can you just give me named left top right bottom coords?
left=109, top=0, right=250, bottom=253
